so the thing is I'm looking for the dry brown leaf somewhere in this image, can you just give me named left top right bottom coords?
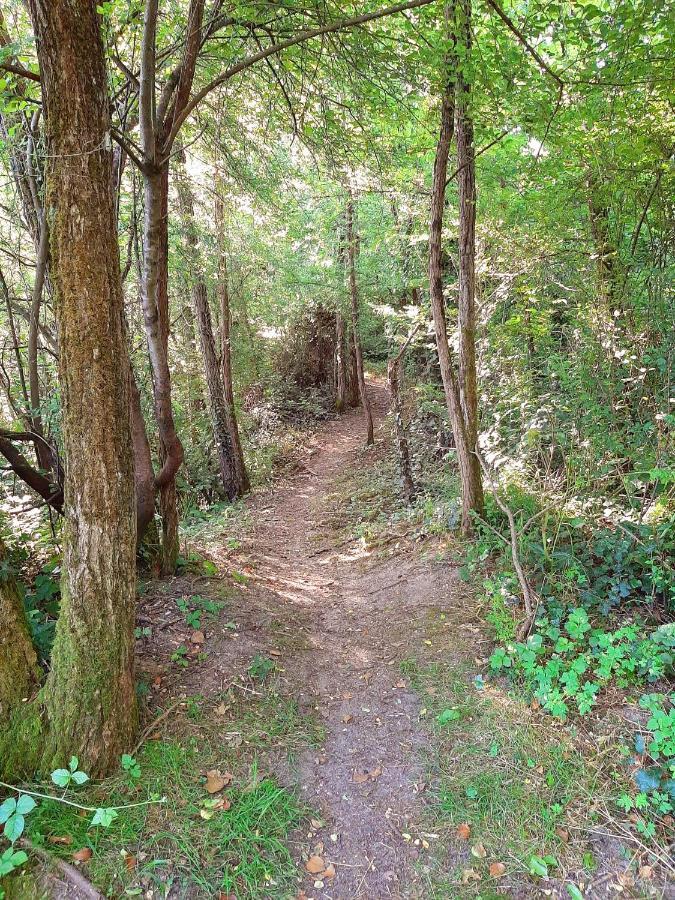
left=639, top=866, right=653, bottom=880
left=72, top=848, right=92, bottom=863
left=310, top=818, right=323, bottom=830
left=471, top=843, right=487, bottom=859
left=322, top=863, right=336, bottom=880
left=269, top=649, right=281, bottom=657
left=215, top=703, right=228, bottom=717
left=489, top=862, right=506, bottom=878
left=368, top=767, right=383, bottom=779
left=556, top=827, right=569, bottom=843
left=461, top=868, right=481, bottom=884
left=305, top=855, right=325, bottom=874
left=456, top=823, right=471, bottom=840
left=125, top=856, right=137, bottom=871
left=205, top=769, right=233, bottom=793
left=342, top=714, right=353, bottom=724
left=394, top=680, right=406, bottom=688
left=48, top=835, right=73, bottom=846
left=352, top=771, right=369, bottom=784
left=190, top=630, right=205, bottom=644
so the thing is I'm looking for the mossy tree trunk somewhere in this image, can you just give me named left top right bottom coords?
left=0, top=0, right=138, bottom=781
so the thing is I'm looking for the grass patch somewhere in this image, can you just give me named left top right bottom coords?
left=402, top=658, right=607, bottom=898
left=5, top=682, right=322, bottom=898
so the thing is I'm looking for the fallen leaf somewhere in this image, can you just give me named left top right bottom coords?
left=461, top=868, right=481, bottom=884
left=125, top=856, right=137, bottom=871
left=456, top=823, right=471, bottom=840
left=190, top=630, right=205, bottom=644
left=218, top=893, right=237, bottom=900
left=342, top=714, right=353, bottom=724
left=368, top=767, right=383, bottom=779
left=342, top=691, right=353, bottom=699
left=48, top=835, right=73, bottom=846
left=394, top=680, right=406, bottom=688
left=305, top=855, right=325, bottom=874
left=489, top=862, right=506, bottom=878
left=205, top=769, right=233, bottom=793
left=310, top=818, right=323, bottom=830
left=269, top=649, right=281, bottom=657
left=214, top=703, right=228, bottom=716
left=639, top=866, right=653, bottom=880
left=352, top=771, right=369, bottom=784
left=322, top=863, right=336, bottom=880
left=556, top=827, right=569, bottom=843
left=471, top=843, right=487, bottom=859
left=72, top=848, right=92, bottom=863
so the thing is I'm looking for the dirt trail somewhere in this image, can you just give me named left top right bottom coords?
left=212, top=382, right=468, bottom=899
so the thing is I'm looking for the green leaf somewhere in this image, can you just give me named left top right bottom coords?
left=91, top=807, right=118, bottom=827
left=51, top=768, right=71, bottom=787
left=4, top=812, right=25, bottom=843
left=0, top=797, right=17, bottom=824
left=437, top=708, right=461, bottom=725
left=69, top=756, right=79, bottom=772
left=567, top=885, right=584, bottom=899
left=15, top=795, right=36, bottom=816
left=529, top=855, right=549, bottom=878
left=71, top=771, right=89, bottom=785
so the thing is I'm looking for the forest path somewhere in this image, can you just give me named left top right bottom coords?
left=208, top=381, right=471, bottom=899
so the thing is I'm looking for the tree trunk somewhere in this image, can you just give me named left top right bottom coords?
left=215, top=188, right=249, bottom=495
left=142, top=164, right=183, bottom=573
left=455, top=0, right=484, bottom=516
left=428, top=2, right=483, bottom=535
left=335, top=310, right=347, bottom=412
left=2, top=0, right=138, bottom=780
left=345, top=193, right=374, bottom=445
left=387, top=350, right=416, bottom=503
left=0, top=536, right=41, bottom=731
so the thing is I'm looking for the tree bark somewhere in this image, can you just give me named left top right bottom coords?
left=455, top=0, right=484, bottom=515
left=387, top=334, right=417, bottom=503
left=346, top=193, right=374, bottom=445
left=428, top=1, right=483, bottom=535
left=1, top=0, right=138, bottom=780
left=335, top=310, right=347, bottom=412
left=215, top=188, right=249, bottom=495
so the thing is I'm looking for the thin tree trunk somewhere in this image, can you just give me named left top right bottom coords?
left=1, top=0, right=138, bottom=780
left=387, top=329, right=418, bottom=502
left=335, top=310, right=347, bottom=412
left=215, top=188, right=249, bottom=495
left=455, top=0, right=484, bottom=515
left=346, top=193, right=374, bottom=445
left=428, top=1, right=483, bottom=535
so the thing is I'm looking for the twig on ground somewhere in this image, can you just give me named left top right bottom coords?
left=132, top=699, right=185, bottom=754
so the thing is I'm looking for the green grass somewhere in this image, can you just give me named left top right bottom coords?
left=402, top=659, right=603, bottom=898
left=5, top=682, right=323, bottom=898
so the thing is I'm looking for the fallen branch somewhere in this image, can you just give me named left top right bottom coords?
left=475, top=450, right=538, bottom=639
left=21, top=839, right=103, bottom=900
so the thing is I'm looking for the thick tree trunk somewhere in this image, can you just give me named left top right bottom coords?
left=215, top=189, right=249, bottom=495
left=428, top=8, right=483, bottom=535
left=1, top=0, right=138, bottom=780
left=455, top=0, right=484, bottom=516
left=335, top=310, right=347, bottom=412
left=346, top=194, right=374, bottom=445
left=0, top=536, right=40, bottom=729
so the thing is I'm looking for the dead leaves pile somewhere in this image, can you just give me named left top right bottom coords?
left=200, top=769, right=234, bottom=819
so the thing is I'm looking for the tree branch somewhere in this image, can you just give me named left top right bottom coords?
left=483, top=0, right=564, bottom=87
left=163, top=0, right=439, bottom=153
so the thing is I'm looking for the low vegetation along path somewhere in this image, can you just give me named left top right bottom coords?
left=208, top=381, right=467, bottom=898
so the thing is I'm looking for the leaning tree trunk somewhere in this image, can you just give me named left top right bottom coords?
left=215, top=187, right=249, bottom=495
left=346, top=193, right=374, bottom=445
left=1, top=0, right=138, bottom=781
left=455, top=0, right=484, bottom=516
left=428, top=1, right=483, bottom=535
